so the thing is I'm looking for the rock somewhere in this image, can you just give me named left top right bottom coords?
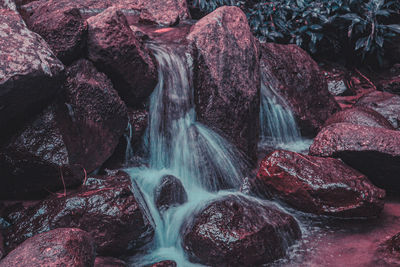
left=310, top=123, right=400, bottom=192
left=182, top=194, right=301, bottom=266
left=355, top=91, right=400, bottom=129
left=154, top=175, right=187, bottom=212
left=260, top=43, right=340, bottom=136
left=0, top=0, right=17, bottom=11
left=0, top=8, right=64, bottom=139
left=87, top=7, right=157, bottom=107
left=187, top=6, right=260, bottom=161
left=0, top=231, right=4, bottom=259
left=4, top=171, right=154, bottom=256
left=323, top=107, right=394, bottom=130
left=27, top=1, right=88, bottom=64
left=0, top=228, right=95, bottom=267
left=257, top=150, right=385, bottom=218
left=148, top=260, right=177, bottom=267
left=95, top=257, right=127, bottom=267
left=373, top=232, right=400, bottom=267
left=135, top=0, right=189, bottom=26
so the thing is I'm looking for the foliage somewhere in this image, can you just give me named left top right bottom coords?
left=190, top=0, right=400, bottom=65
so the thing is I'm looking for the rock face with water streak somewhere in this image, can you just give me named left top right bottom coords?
left=87, top=7, right=157, bottom=107
left=323, top=107, right=394, bottom=130
left=257, top=150, right=385, bottom=218
left=0, top=7, right=64, bottom=137
left=0, top=228, right=95, bottom=267
left=182, top=194, right=301, bottom=266
left=260, top=43, right=340, bottom=136
left=187, top=6, right=260, bottom=161
left=4, top=171, right=154, bottom=256
left=373, top=232, right=400, bottom=266
left=355, top=91, right=400, bottom=129
left=310, top=123, right=400, bottom=192
left=154, top=175, right=188, bottom=212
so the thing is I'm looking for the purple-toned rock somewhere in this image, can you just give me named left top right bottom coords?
left=355, top=91, right=400, bottom=129
left=4, top=171, right=154, bottom=256
left=95, top=257, right=127, bottom=267
left=373, top=232, right=400, bottom=266
left=323, top=106, right=394, bottom=130
left=27, top=1, right=88, bottom=64
left=0, top=8, right=64, bottom=137
left=310, top=123, right=400, bottom=192
left=182, top=194, right=301, bottom=266
left=261, top=43, right=340, bottom=136
left=257, top=150, right=385, bottom=218
left=148, top=260, right=177, bottom=267
left=154, top=175, right=187, bottom=212
left=0, top=228, right=95, bottom=267
left=87, top=7, right=157, bottom=107
left=187, top=6, right=260, bottom=161
left=0, top=0, right=17, bottom=10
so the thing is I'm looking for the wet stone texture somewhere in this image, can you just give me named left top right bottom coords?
left=310, top=123, right=400, bottom=192
left=148, top=260, right=177, bottom=267
left=257, top=150, right=385, bottom=218
left=94, top=256, right=127, bottom=267
left=154, top=175, right=188, bottom=213
left=0, top=228, right=95, bottom=267
left=4, top=171, right=154, bottom=256
left=373, top=232, right=400, bottom=266
left=187, top=6, right=260, bottom=162
left=182, top=194, right=301, bottom=266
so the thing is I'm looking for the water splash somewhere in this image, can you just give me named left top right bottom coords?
left=124, top=122, right=134, bottom=164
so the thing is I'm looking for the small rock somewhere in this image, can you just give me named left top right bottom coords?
left=154, top=175, right=188, bottom=212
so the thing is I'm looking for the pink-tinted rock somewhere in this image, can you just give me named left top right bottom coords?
left=95, top=256, right=127, bottom=267
left=182, top=194, right=301, bottom=266
left=0, top=228, right=95, bottom=267
left=187, top=6, right=260, bottom=161
left=4, top=171, right=154, bottom=256
left=373, top=232, right=400, bottom=266
left=261, top=43, right=340, bottom=136
left=87, top=7, right=157, bottom=107
left=0, top=8, right=64, bottom=138
left=0, top=0, right=17, bottom=10
left=154, top=175, right=187, bottom=213
left=148, top=260, right=177, bottom=267
left=355, top=91, right=400, bottom=129
left=310, top=123, right=400, bottom=192
left=27, top=1, right=88, bottom=64
left=257, top=150, right=385, bottom=218
left=323, top=106, right=394, bottom=130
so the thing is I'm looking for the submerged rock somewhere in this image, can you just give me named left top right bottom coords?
left=4, top=171, right=154, bottom=256
left=87, top=7, right=157, bottom=107
left=310, top=123, right=400, bottom=192
left=0, top=228, right=95, bottom=267
left=187, top=6, right=260, bottom=161
left=257, top=150, right=385, bottom=218
left=323, top=107, right=394, bottom=130
left=154, top=175, right=188, bottom=212
left=373, top=232, right=400, bottom=266
left=148, top=260, right=177, bottom=267
left=260, top=43, right=340, bottom=136
left=182, top=194, right=301, bottom=266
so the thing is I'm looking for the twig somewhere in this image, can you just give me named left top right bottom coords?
left=59, top=166, right=67, bottom=198
left=82, top=167, right=87, bottom=186
left=354, top=68, right=377, bottom=90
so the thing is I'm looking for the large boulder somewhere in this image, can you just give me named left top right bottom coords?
left=355, top=91, right=400, bottom=129
left=0, top=228, right=95, bottom=267
left=257, top=150, right=385, bottom=218
left=154, top=175, right=188, bottom=213
left=4, top=171, right=154, bottom=256
left=187, top=6, right=260, bottom=161
left=373, top=232, right=400, bottom=266
left=87, top=7, right=157, bottom=107
left=310, top=123, right=400, bottom=192
left=260, top=43, right=340, bottom=136
left=182, top=194, right=301, bottom=266
left=0, top=7, right=64, bottom=139
left=323, top=106, right=394, bottom=130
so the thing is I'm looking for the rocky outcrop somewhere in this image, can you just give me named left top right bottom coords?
left=4, top=171, right=154, bottom=256
left=323, top=107, right=394, bottom=130
left=182, top=194, right=301, bottom=266
left=0, top=228, right=95, bottom=267
left=94, top=257, right=127, bottom=267
left=154, top=175, right=187, bottom=213
left=0, top=7, right=64, bottom=139
left=261, top=43, right=340, bottom=136
left=187, top=6, right=260, bottom=161
left=87, top=7, right=157, bottom=107
left=373, top=232, right=400, bottom=267
left=310, top=123, right=400, bottom=192
left=257, top=150, right=385, bottom=218
left=355, top=91, right=400, bottom=129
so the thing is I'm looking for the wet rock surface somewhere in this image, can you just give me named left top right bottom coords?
left=257, top=150, right=385, bottom=218
left=87, top=7, right=157, bottom=107
left=323, top=106, right=394, bottom=130
left=182, top=194, right=301, bottom=266
left=310, top=123, right=400, bottom=192
left=187, top=6, right=260, bottom=161
left=373, top=232, right=400, bottom=266
left=4, top=171, right=154, bottom=256
left=261, top=43, right=340, bottom=136
left=94, top=256, right=127, bottom=267
left=0, top=228, right=95, bottom=267
left=154, top=175, right=188, bottom=212
left=148, top=260, right=177, bottom=267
